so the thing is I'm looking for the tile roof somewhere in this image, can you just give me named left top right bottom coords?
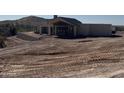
left=48, top=17, right=82, bottom=25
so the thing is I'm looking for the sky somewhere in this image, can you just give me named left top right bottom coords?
left=0, top=15, right=124, bottom=25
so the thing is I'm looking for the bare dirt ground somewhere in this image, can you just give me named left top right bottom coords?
left=0, top=32, right=124, bottom=78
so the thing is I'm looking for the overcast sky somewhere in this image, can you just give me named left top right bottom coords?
left=0, top=15, right=124, bottom=25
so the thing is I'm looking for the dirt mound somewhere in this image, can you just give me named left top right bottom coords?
left=111, top=73, right=124, bottom=78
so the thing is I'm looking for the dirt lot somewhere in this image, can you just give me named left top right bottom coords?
left=0, top=32, right=124, bottom=78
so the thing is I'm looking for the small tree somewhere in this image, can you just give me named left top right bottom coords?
left=0, top=34, right=6, bottom=48
left=10, top=24, right=17, bottom=35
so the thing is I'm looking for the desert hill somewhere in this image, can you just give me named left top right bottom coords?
left=0, top=16, right=48, bottom=33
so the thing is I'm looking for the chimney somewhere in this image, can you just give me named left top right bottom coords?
left=54, top=15, right=58, bottom=19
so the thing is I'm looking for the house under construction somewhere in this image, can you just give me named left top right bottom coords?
left=36, top=15, right=113, bottom=38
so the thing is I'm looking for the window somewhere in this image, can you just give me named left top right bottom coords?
left=42, top=27, right=48, bottom=34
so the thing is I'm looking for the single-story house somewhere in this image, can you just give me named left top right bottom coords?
left=35, top=15, right=114, bottom=37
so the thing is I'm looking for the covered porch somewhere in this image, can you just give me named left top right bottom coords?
left=49, top=19, right=77, bottom=38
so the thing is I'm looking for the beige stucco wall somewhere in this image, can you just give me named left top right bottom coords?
left=89, top=24, right=112, bottom=36
left=78, top=24, right=90, bottom=36
left=78, top=24, right=112, bottom=37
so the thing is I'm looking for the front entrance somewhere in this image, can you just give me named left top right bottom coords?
left=55, top=26, right=74, bottom=37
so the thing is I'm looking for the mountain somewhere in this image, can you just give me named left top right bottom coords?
left=15, top=16, right=47, bottom=26
left=14, top=16, right=48, bottom=32
left=0, top=16, right=47, bottom=25
left=0, top=16, right=48, bottom=36
left=3, top=16, right=49, bottom=32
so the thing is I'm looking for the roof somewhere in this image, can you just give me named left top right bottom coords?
left=49, top=17, right=82, bottom=25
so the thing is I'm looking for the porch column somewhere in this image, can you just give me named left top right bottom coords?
left=55, top=26, right=57, bottom=35
left=48, top=26, right=51, bottom=35
left=39, top=26, right=42, bottom=34
left=74, top=26, right=77, bottom=37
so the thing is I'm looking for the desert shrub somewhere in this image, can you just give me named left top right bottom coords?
left=0, top=23, right=17, bottom=36
left=0, top=35, right=6, bottom=48
left=15, top=24, right=37, bottom=32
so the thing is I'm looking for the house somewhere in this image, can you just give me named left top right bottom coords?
left=36, top=15, right=113, bottom=37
